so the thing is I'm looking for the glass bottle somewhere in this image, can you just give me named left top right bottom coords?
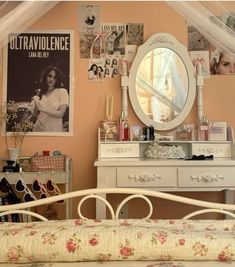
left=119, top=112, right=129, bottom=141
left=198, top=117, right=209, bottom=141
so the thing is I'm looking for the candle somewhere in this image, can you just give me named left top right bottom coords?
left=105, top=95, right=109, bottom=120
left=110, top=97, right=113, bottom=121
left=122, top=59, right=128, bottom=76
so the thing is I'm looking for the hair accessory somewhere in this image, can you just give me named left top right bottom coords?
left=210, top=48, right=222, bottom=64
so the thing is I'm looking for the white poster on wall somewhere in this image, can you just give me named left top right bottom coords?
left=3, top=30, right=74, bottom=136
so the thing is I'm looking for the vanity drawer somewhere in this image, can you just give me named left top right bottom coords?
left=178, top=167, right=235, bottom=187
left=100, top=143, right=139, bottom=158
left=191, top=143, right=231, bottom=158
left=117, top=167, right=177, bottom=187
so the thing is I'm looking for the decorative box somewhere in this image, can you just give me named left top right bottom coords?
left=208, top=122, right=227, bottom=141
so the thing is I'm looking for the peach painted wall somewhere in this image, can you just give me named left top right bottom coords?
left=1, top=1, right=235, bottom=218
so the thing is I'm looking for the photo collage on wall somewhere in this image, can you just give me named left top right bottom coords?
left=78, top=5, right=144, bottom=81
left=188, top=12, right=235, bottom=76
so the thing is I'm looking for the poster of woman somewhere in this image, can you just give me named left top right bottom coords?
left=3, top=31, right=74, bottom=136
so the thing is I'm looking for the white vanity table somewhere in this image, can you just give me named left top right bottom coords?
left=95, top=134, right=235, bottom=218
left=94, top=33, right=235, bottom=219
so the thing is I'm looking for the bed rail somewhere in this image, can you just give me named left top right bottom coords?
left=0, top=188, right=235, bottom=221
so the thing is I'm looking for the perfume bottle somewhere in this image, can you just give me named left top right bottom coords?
left=198, top=117, right=209, bottom=141
left=176, top=125, right=191, bottom=141
left=119, top=112, right=129, bottom=141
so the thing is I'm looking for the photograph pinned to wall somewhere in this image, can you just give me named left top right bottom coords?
left=88, top=55, right=120, bottom=81
left=189, top=51, right=210, bottom=78
left=209, top=44, right=235, bottom=75
left=126, top=23, right=144, bottom=46
left=104, top=55, right=120, bottom=79
left=79, top=5, right=101, bottom=58
left=188, top=25, right=210, bottom=51
left=78, top=5, right=100, bottom=33
left=3, top=31, right=74, bottom=136
left=80, top=32, right=101, bottom=58
left=102, top=23, right=126, bottom=56
left=88, top=57, right=105, bottom=81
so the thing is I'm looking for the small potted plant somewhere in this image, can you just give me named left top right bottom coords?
left=0, top=101, right=33, bottom=163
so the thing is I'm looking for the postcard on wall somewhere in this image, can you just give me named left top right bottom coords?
left=126, top=23, right=144, bottom=46
left=188, top=26, right=209, bottom=51
left=78, top=5, right=100, bottom=58
left=101, top=23, right=126, bottom=56
left=78, top=5, right=100, bottom=33
left=3, top=30, right=74, bottom=136
left=209, top=44, right=235, bottom=75
left=80, top=32, right=101, bottom=58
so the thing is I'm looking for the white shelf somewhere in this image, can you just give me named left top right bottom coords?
left=0, top=158, right=72, bottom=219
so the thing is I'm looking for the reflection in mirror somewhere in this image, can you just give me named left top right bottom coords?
left=129, top=33, right=196, bottom=131
left=136, top=48, right=188, bottom=124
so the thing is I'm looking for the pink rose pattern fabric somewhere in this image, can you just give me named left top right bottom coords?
left=0, top=219, right=235, bottom=263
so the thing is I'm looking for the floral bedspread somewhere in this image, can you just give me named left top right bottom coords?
left=0, top=219, right=235, bottom=263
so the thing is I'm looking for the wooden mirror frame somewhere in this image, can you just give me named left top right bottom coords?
left=128, top=32, right=196, bottom=131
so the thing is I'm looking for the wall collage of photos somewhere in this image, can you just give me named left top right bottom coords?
left=78, top=5, right=144, bottom=81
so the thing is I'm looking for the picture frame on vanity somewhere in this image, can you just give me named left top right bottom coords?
left=3, top=30, right=74, bottom=136
left=208, top=121, right=227, bottom=141
left=18, top=156, right=32, bottom=172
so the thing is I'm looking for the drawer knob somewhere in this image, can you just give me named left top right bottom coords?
left=191, top=174, right=224, bottom=183
left=128, top=174, right=162, bottom=183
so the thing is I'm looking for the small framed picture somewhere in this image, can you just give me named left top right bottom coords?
left=18, top=156, right=32, bottom=172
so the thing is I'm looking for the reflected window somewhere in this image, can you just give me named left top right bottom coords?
left=136, top=48, right=188, bottom=124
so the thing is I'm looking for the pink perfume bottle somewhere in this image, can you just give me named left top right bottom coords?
left=198, top=117, right=209, bottom=141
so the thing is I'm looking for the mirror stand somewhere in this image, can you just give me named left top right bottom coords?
left=120, top=59, right=129, bottom=117
left=128, top=33, right=196, bottom=131
left=196, top=60, right=204, bottom=122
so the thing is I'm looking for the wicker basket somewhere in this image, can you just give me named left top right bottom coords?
left=30, top=155, right=66, bottom=172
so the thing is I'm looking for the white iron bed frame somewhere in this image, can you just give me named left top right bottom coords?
left=0, top=187, right=235, bottom=267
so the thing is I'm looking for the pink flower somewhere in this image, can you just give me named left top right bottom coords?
left=89, top=237, right=98, bottom=246
left=7, top=247, right=21, bottom=262
left=120, top=246, right=132, bottom=257
left=66, top=240, right=77, bottom=253
left=74, top=219, right=83, bottom=225
left=158, top=235, right=167, bottom=244
left=179, top=238, right=185, bottom=246
left=218, top=253, right=229, bottom=262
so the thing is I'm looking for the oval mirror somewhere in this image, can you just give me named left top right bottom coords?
left=129, top=33, right=196, bottom=131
